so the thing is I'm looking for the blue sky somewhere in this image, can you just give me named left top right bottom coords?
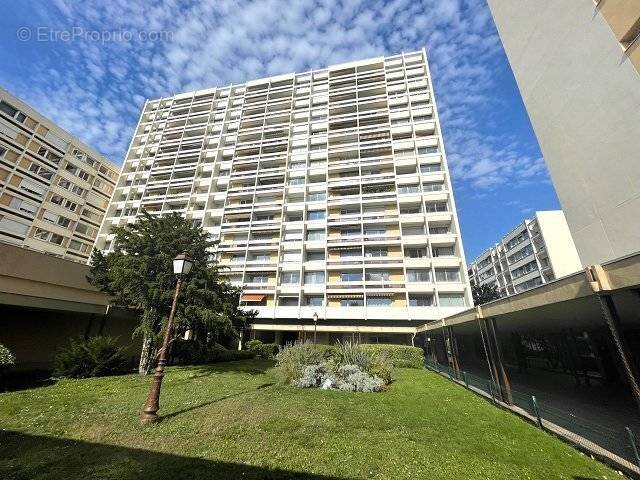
left=0, top=0, right=560, bottom=261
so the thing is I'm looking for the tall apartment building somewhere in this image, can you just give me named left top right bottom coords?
left=487, top=0, right=640, bottom=266
left=0, top=89, right=119, bottom=263
left=95, top=50, right=472, bottom=344
left=467, top=211, right=582, bottom=297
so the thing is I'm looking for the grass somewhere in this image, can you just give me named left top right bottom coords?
left=0, top=359, right=617, bottom=479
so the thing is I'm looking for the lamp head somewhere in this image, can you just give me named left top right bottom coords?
left=173, top=252, right=194, bottom=277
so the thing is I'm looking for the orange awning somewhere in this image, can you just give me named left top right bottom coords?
left=241, top=294, right=266, bottom=302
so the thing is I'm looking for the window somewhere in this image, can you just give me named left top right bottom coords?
left=33, top=228, right=65, bottom=245
left=364, top=227, right=385, bottom=236
left=307, top=210, right=325, bottom=221
left=365, top=271, right=390, bottom=281
left=278, top=297, right=298, bottom=306
left=439, top=294, right=465, bottom=307
left=340, top=248, right=360, bottom=258
left=305, top=295, right=324, bottom=306
left=425, top=202, right=448, bottom=213
left=341, top=227, right=360, bottom=237
left=429, top=225, right=450, bottom=234
left=340, top=207, right=360, bottom=216
left=400, top=206, right=421, bottom=214
left=288, top=177, right=305, bottom=185
left=365, top=246, right=388, bottom=257
left=306, top=229, right=325, bottom=241
left=417, top=146, right=438, bottom=155
left=305, top=271, right=325, bottom=284
left=341, top=272, right=362, bottom=282
left=19, top=179, right=46, bottom=198
left=432, top=246, right=455, bottom=257
left=507, top=244, right=534, bottom=264
left=9, top=197, right=37, bottom=215
left=0, top=146, right=6, bottom=158
left=367, top=297, right=391, bottom=306
left=50, top=194, right=78, bottom=212
left=420, top=163, right=440, bottom=173
left=43, top=211, right=72, bottom=228
left=0, top=101, right=18, bottom=117
left=340, top=298, right=364, bottom=307
left=68, top=239, right=91, bottom=254
left=231, top=254, right=245, bottom=263
left=280, top=272, right=300, bottom=284
left=28, top=163, right=55, bottom=181
left=405, top=247, right=428, bottom=258
left=398, top=184, right=420, bottom=194
left=58, top=178, right=85, bottom=197
left=511, top=260, right=538, bottom=279
left=402, top=226, right=425, bottom=236
left=249, top=274, right=269, bottom=284
left=252, top=253, right=271, bottom=262
left=409, top=295, right=433, bottom=307
left=256, top=214, right=274, bottom=221
left=435, top=268, right=461, bottom=282
left=423, top=182, right=444, bottom=192
left=406, top=269, right=431, bottom=282
left=306, top=251, right=325, bottom=261
left=65, top=163, right=91, bottom=182
left=0, top=217, right=29, bottom=235
left=308, top=192, right=325, bottom=202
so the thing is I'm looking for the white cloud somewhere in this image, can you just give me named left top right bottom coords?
left=3, top=0, right=548, bottom=195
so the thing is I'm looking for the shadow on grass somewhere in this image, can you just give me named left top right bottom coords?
left=0, top=430, right=343, bottom=480
left=174, top=359, right=276, bottom=379
left=161, top=382, right=275, bottom=421
left=0, top=369, right=56, bottom=393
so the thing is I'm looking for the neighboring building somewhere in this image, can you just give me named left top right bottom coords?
left=0, top=88, right=119, bottom=263
left=95, top=50, right=473, bottom=344
left=467, top=211, right=582, bottom=297
left=487, top=0, right=640, bottom=266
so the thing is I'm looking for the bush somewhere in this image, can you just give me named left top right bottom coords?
left=54, top=336, right=129, bottom=379
left=245, top=339, right=263, bottom=351
left=275, top=342, right=330, bottom=383
left=331, top=341, right=373, bottom=372
left=294, top=364, right=327, bottom=388
left=334, top=364, right=384, bottom=393
left=361, top=344, right=424, bottom=368
left=253, top=343, right=281, bottom=359
left=172, top=340, right=255, bottom=365
left=0, top=343, right=15, bottom=369
left=276, top=341, right=393, bottom=393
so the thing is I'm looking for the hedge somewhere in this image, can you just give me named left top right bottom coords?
left=360, top=344, right=424, bottom=368
left=172, top=340, right=255, bottom=365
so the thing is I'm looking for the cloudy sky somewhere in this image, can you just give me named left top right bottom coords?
left=0, top=0, right=560, bottom=260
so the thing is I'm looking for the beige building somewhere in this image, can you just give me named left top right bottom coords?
left=467, top=210, right=582, bottom=297
left=487, top=0, right=640, bottom=266
left=95, top=51, right=473, bottom=343
left=0, top=88, right=120, bottom=263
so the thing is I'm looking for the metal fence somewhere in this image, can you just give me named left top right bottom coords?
left=424, top=359, right=640, bottom=477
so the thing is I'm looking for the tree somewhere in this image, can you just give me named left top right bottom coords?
left=88, top=211, right=255, bottom=374
left=471, top=282, right=502, bottom=305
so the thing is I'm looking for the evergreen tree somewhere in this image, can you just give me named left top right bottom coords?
left=471, top=282, right=502, bottom=305
left=88, top=211, right=255, bottom=374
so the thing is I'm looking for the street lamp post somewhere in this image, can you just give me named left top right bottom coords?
left=141, top=252, right=193, bottom=424
left=313, top=312, right=318, bottom=344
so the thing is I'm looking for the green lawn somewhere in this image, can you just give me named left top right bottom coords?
left=0, top=359, right=616, bottom=479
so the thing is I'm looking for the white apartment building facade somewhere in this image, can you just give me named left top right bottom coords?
left=467, top=210, right=582, bottom=297
left=95, top=51, right=472, bottom=343
left=0, top=88, right=119, bottom=263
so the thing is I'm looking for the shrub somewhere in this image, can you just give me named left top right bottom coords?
left=275, top=342, right=329, bottom=383
left=361, top=344, right=424, bottom=369
left=172, top=340, right=255, bottom=365
left=245, top=339, right=263, bottom=351
left=331, top=341, right=373, bottom=372
left=368, top=356, right=393, bottom=384
left=334, top=364, right=384, bottom=392
left=294, top=364, right=327, bottom=388
left=54, top=336, right=129, bottom=379
left=0, top=343, right=15, bottom=368
left=253, top=343, right=280, bottom=359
